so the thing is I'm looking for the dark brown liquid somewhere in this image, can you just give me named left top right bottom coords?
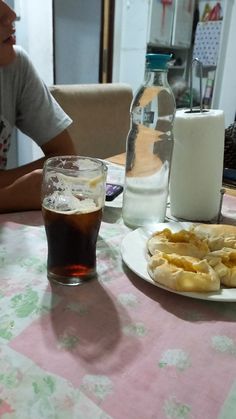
left=42, top=206, right=102, bottom=280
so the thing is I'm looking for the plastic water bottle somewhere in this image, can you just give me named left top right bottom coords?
left=122, top=53, right=176, bottom=228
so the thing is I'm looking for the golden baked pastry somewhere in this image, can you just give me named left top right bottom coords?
left=207, top=247, right=236, bottom=287
left=147, top=224, right=236, bottom=292
left=148, top=251, right=220, bottom=292
left=192, top=224, right=236, bottom=251
left=147, top=228, right=209, bottom=258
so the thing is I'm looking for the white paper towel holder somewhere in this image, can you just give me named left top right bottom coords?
left=191, top=58, right=225, bottom=222
left=171, top=57, right=225, bottom=223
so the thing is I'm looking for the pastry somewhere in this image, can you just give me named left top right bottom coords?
left=147, top=224, right=236, bottom=292
left=147, top=228, right=209, bottom=258
left=192, top=224, right=236, bottom=251
left=207, top=247, right=236, bottom=287
left=148, top=251, right=220, bottom=292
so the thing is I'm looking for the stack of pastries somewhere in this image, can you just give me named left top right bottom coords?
left=147, top=224, right=236, bottom=293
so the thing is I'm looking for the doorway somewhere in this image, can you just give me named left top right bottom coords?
left=53, top=0, right=114, bottom=85
left=100, top=0, right=115, bottom=83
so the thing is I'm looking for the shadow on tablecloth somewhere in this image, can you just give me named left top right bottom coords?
left=123, top=262, right=236, bottom=323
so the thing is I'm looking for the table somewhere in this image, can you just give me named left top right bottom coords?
left=108, top=153, right=236, bottom=198
left=0, top=164, right=236, bottom=418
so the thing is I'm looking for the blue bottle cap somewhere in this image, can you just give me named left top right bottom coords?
left=146, top=53, right=172, bottom=70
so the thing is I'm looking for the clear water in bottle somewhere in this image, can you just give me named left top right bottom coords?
left=122, top=54, right=176, bottom=228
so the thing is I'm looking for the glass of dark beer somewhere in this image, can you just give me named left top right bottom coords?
left=41, top=156, right=107, bottom=286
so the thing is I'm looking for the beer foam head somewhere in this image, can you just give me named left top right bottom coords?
left=43, top=168, right=106, bottom=214
left=45, top=171, right=105, bottom=197
left=43, top=193, right=99, bottom=214
left=54, top=172, right=105, bottom=188
left=42, top=157, right=107, bottom=214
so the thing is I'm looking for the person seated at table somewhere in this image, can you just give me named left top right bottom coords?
left=0, top=0, right=75, bottom=213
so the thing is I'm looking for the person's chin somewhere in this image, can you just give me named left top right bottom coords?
left=0, top=46, right=16, bottom=67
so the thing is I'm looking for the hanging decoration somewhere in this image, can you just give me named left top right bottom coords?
left=161, top=0, right=173, bottom=32
left=193, top=2, right=223, bottom=67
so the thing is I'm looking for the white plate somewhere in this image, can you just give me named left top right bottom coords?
left=121, top=221, right=236, bottom=302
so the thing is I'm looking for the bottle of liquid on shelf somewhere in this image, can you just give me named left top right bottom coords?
left=122, top=53, right=176, bottom=228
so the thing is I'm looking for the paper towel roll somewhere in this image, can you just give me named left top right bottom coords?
left=170, top=109, right=225, bottom=221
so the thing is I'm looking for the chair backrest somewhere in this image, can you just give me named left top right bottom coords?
left=50, top=83, right=133, bottom=159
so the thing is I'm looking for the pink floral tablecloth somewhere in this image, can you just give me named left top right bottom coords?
left=0, top=193, right=236, bottom=419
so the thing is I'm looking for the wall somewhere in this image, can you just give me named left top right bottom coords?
left=54, top=0, right=101, bottom=84
left=14, top=0, right=54, bottom=164
left=112, top=0, right=150, bottom=94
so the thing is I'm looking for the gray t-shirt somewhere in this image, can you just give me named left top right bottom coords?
left=0, top=46, right=72, bottom=168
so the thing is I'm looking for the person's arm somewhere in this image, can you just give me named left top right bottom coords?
left=0, top=129, right=76, bottom=212
left=0, top=129, right=75, bottom=188
left=0, top=169, right=43, bottom=212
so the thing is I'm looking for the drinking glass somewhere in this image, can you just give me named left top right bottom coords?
left=41, top=156, right=107, bottom=286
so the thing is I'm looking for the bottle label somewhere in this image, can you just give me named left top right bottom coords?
left=133, top=107, right=155, bottom=125
left=144, top=111, right=154, bottom=124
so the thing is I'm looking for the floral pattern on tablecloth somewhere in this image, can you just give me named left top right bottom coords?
left=159, top=349, right=191, bottom=371
left=0, top=345, right=112, bottom=419
left=0, top=191, right=236, bottom=418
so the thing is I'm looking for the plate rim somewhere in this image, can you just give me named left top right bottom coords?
left=121, top=222, right=236, bottom=302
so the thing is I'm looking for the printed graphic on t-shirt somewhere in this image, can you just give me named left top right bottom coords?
left=0, top=115, right=12, bottom=168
